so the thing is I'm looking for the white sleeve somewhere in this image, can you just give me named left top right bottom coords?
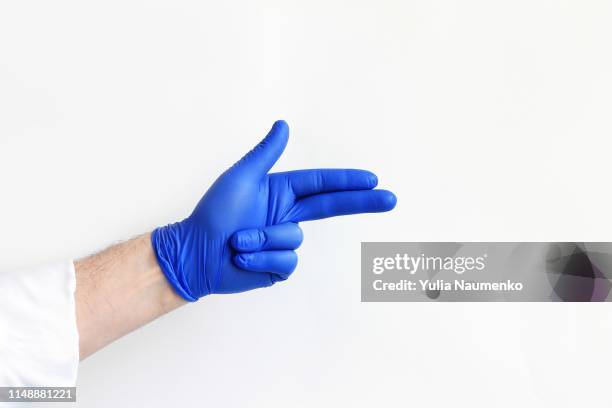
left=0, top=261, right=79, bottom=386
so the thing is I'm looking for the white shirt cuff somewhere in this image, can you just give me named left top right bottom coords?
left=0, top=261, right=79, bottom=386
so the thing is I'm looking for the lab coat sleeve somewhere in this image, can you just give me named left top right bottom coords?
left=0, top=261, right=79, bottom=386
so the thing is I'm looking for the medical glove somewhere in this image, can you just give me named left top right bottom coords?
left=152, top=120, right=396, bottom=301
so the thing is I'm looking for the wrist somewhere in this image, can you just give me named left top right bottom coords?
left=137, top=233, right=188, bottom=313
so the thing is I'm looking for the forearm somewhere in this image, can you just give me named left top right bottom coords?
left=74, top=233, right=186, bottom=360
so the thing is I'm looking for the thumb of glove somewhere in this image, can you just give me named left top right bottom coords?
left=230, top=120, right=289, bottom=178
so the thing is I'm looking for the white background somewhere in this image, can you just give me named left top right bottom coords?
left=2, top=1, right=612, bottom=406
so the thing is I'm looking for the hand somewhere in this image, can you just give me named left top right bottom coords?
left=152, top=120, right=397, bottom=301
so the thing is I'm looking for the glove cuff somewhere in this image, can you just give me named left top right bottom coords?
left=151, top=224, right=200, bottom=302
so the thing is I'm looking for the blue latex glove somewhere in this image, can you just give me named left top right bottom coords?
left=152, top=121, right=396, bottom=301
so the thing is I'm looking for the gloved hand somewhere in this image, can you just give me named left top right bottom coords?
left=152, top=120, right=396, bottom=301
